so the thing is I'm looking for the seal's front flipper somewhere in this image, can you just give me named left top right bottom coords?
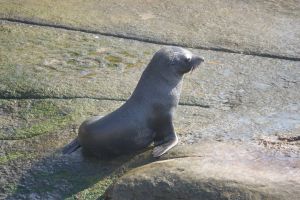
left=152, top=135, right=178, bottom=157
left=62, top=138, right=81, bottom=154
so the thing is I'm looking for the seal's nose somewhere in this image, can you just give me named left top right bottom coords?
left=195, top=56, right=204, bottom=62
left=192, top=55, right=205, bottom=65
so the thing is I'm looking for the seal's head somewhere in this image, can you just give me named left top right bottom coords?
left=148, top=46, right=204, bottom=81
left=169, top=46, right=204, bottom=74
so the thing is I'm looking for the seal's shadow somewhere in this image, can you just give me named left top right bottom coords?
left=7, top=148, right=155, bottom=199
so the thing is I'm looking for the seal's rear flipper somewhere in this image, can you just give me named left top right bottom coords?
left=62, top=138, right=81, bottom=154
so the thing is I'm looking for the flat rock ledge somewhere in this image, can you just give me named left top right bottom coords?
left=105, top=142, right=300, bottom=200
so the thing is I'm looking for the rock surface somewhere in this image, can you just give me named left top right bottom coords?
left=0, top=1, right=299, bottom=199
left=1, top=21, right=299, bottom=108
left=106, top=142, right=300, bottom=200
left=1, top=0, right=299, bottom=59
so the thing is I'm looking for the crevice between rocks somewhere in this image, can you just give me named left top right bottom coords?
left=1, top=18, right=300, bottom=61
left=158, top=155, right=204, bottom=162
left=0, top=96, right=211, bottom=108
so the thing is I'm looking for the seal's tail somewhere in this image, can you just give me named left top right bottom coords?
left=62, top=138, right=81, bottom=154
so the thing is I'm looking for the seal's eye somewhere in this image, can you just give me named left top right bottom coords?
left=184, top=57, right=191, bottom=63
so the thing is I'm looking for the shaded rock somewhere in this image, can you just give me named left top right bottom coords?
left=106, top=142, right=300, bottom=200
left=0, top=99, right=123, bottom=199
left=0, top=98, right=217, bottom=199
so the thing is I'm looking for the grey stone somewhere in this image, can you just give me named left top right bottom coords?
left=0, top=0, right=299, bottom=59
left=106, top=142, right=300, bottom=200
left=0, top=22, right=299, bottom=109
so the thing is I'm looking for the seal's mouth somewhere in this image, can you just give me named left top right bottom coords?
left=190, top=56, right=204, bottom=72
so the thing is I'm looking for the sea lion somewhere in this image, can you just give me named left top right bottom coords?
left=63, top=46, right=204, bottom=158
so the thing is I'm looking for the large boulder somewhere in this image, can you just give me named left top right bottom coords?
left=106, top=142, right=300, bottom=200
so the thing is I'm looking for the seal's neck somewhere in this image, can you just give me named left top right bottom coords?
left=147, top=62, right=183, bottom=87
left=130, top=67, right=183, bottom=105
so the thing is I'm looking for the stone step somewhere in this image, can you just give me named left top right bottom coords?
left=1, top=0, right=299, bottom=59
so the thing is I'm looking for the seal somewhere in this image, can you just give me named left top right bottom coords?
left=63, top=46, right=204, bottom=158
